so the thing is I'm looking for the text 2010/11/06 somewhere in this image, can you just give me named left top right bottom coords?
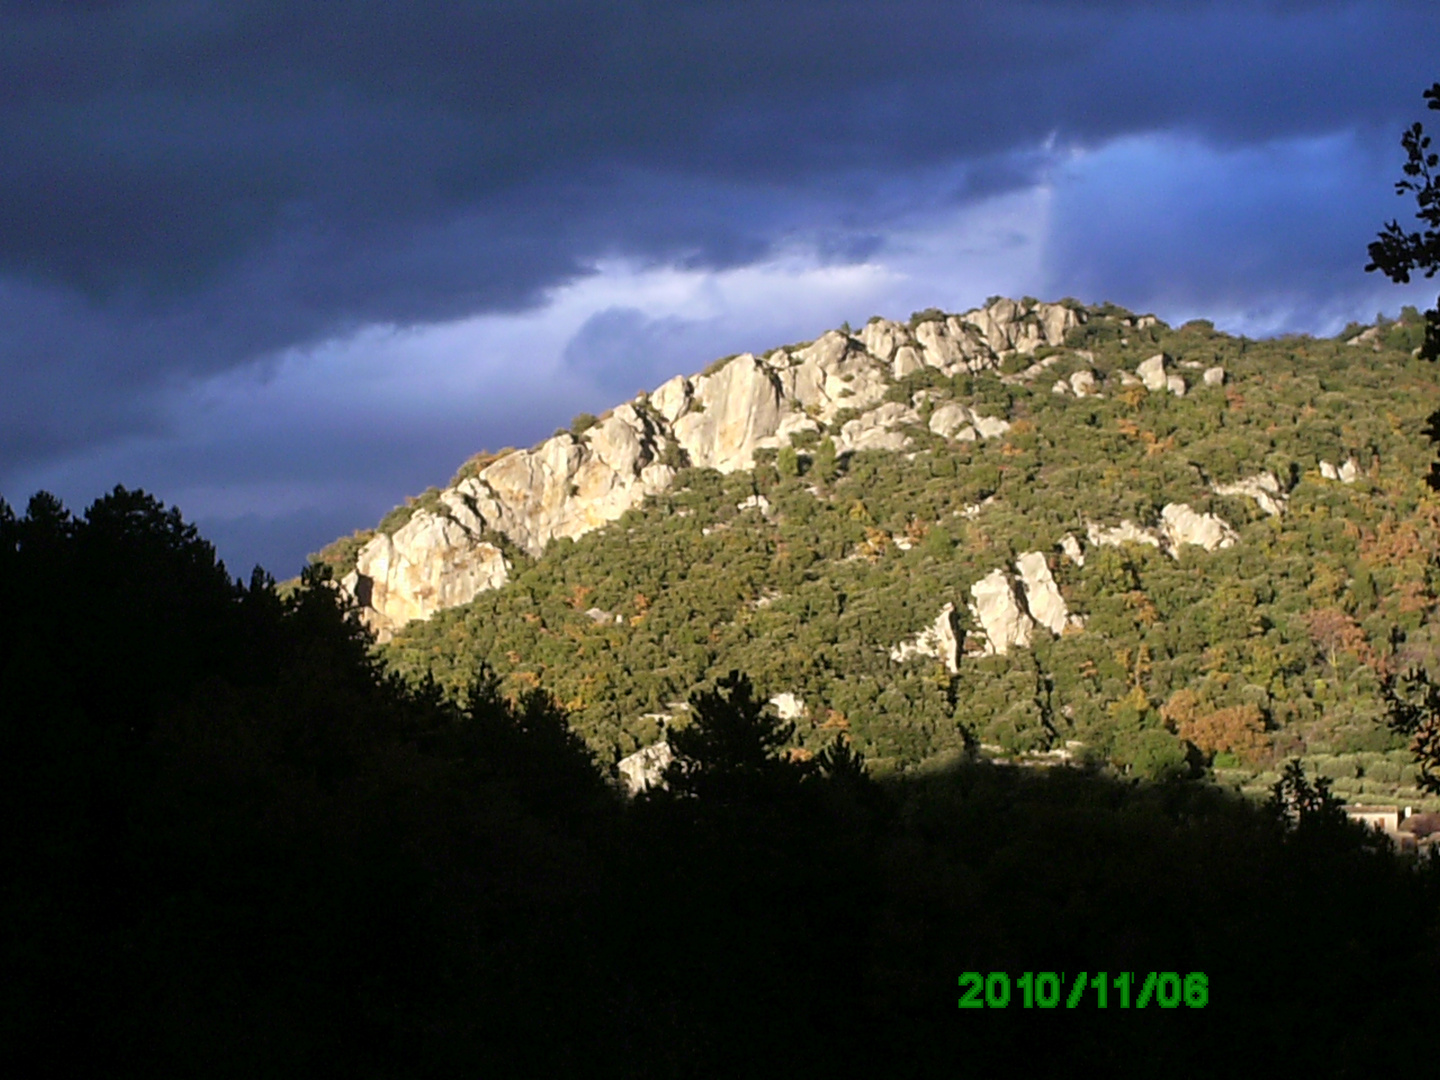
left=958, top=971, right=1208, bottom=1009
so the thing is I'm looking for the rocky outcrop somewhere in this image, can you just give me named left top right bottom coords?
left=617, top=741, right=672, bottom=796
left=927, top=402, right=1008, bottom=440
left=890, top=603, right=963, bottom=674
left=969, top=569, right=1033, bottom=655
left=927, top=402, right=971, bottom=438
left=1159, top=503, right=1238, bottom=554
left=1213, top=472, right=1287, bottom=516
left=341, top=511, right=511, bottom=641
left=1347, top=325, right=1383, bottom=350
left=1086, top=519, right=1163, bottom=551
left=1320, top=458, right=1359, bottom=484
left=1203, top=366, right=1226, bottom=386
left=1060, top=533, right=1085, bottom=567
left=1015, top=551, right=1073, bottom=636
left=769, top=693, right=806, bottom=720
left=1138, top=354, right=1169, bottom=391
left=339, top=298, right=1088, bottom=634
left=835, top=402, right=920, bottom=454
left=1085, top=505, right=1237, bottom=562
left=671, top=355, right=786, bottom=470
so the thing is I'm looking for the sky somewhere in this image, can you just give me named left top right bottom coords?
left=4, top=0, right=1440, bottom=578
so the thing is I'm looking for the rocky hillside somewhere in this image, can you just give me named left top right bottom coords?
left=316, top=298, right=1440, bottom=803
left=328, top=297, right=1083, bottom=638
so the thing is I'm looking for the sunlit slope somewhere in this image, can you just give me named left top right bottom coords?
left=366, top=303, right=1440, bottom=792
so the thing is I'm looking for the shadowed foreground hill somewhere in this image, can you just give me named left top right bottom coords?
left=3, top=489, right=1438, bottom=1077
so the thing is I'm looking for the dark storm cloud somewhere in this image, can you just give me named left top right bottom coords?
left=2, top=0, right=1438, bottom=471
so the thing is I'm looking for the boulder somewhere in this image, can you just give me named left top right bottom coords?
left=1159, top=503, right=1238, bottom=556
left=1166, top=374, right=1187, bottom=397
left=781, top=331, right=888, bottom=422
left=1137, top=353, right=1169, bottom=391
left=969, top=569, right=1033, bottom=655
left=1338, top=458, right=1359, bottom=484
left=1213, top=472, right=1287, bottom=517
left=859, top=318, right=905, bottom=363
left=928, top=402, right=973, bottom=438
left=1059, top=533, right=1085, bottom=567
left=837, top=403, right=920, bottom=454
left=1086, top=520, right=1162, bottom=550
left=970, top=412, right=1011, bottom=439
left=1070, top=370, right=1100, bottom=397
left=1015, top=551, right=1070, bottom=636
left=1319, top=460, right=1339, bottom=481
left=914, top=318, right=969, bottom=372
left=769, top=692, right=806, bottom=720
left=891, top=345, right=924, bottom=378
left=652, top=374, right=691, bottom=423
left=617, top=741, right=673, bottom=796
left=890, top=602, right=964, bottom=674
left=1203, top=366, right=1225, bottom=386
left=1347, top=325, right=1382, bottom=350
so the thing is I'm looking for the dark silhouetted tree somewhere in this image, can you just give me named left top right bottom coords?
left=1369, top=81, right=1440, bottom=489
left=662, top=669, right=810, bottom=801
left=1381, top=658, right=1440, bottom=793
left=1368, top=81, right=1440, bottom=362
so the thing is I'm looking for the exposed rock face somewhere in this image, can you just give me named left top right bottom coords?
left=1203, top=366, right=1226, bottom=386
left=890, top=603, right=963, bottom=674
left=971, top=413, right=1011, bottom=439
left=769, top=692, right=806, bottom=720
left=928, top=402, right=972, bottom=438
left=1085, top=506, right=1236, bottom=562
left=1086, top=519, right=1162, bottom=551
left=451, top=404, right=678, bottom=558
left=969, top=570, right=1033, bottom=655
left=1015, top=551, right=1071, bottom=636
left=927, top=402, right=1008, bottom=440
left=1159, top=503, right=1238, bottom=555
left=1319, top=458, right=1360, bottom=484
left=672, top=355, right=785, bottom=470
left=1166, top=375, right=1187, bottom=397
left=617, top=741, right=672, bottom=796
left=1213, top=472, right=1287, bottom=516
left=340, top=298, right=1087, bottom=634
left=1347, top=325, right=1383, bottom=350
left=1070, top=370, right=1100, bottom=397
left=1138, top=354, right=1169, bottom=391
left=342, top=511, right=511, bottom=642
left=836, top=403, right=919, bottom=454
left=1060, top=533, right=1085, bottom=567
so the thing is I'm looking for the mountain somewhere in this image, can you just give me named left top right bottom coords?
left=314, top=298, right=1440, bottom=800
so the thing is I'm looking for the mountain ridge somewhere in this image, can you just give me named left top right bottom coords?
left=319, top=297, right=1440, bottom=798
left=330, top=296, right=1088, bottom=638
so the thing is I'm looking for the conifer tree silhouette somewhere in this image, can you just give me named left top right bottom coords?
left=663, top=670, right=810, bottom=801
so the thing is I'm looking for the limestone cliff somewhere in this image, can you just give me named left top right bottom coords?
left=339, top=298, right=1086, bottom=637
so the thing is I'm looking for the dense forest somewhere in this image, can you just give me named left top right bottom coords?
left=357, top=304, right=1440, bottom=814
left=5, top=471, right=1440, bottom=1074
